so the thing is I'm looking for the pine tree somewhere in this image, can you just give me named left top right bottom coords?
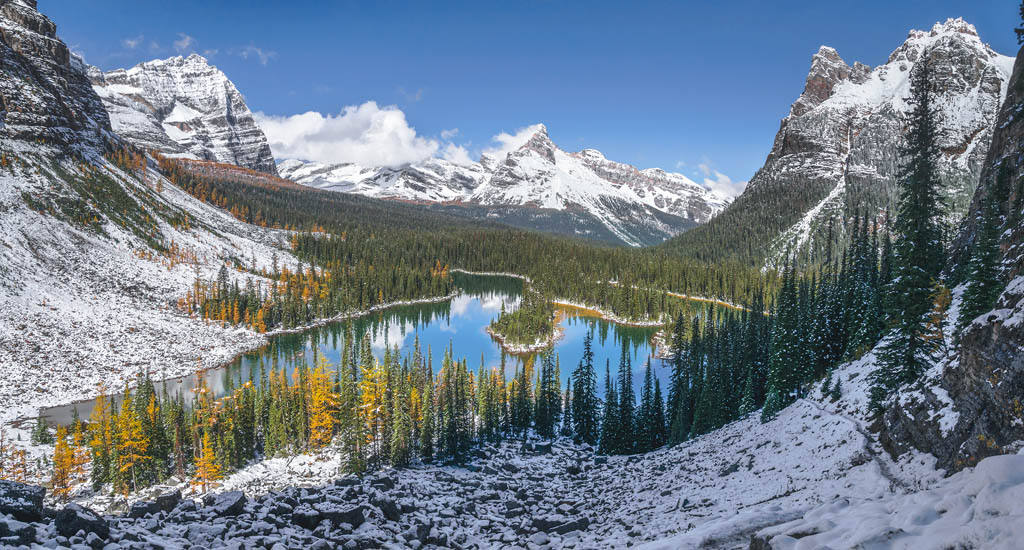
left=616, top=344, right=635, bottom=453
left=598, top=360, right=618, bottom=455
left=874, top=55, right=945, bottom=413
left=667, top=314, right=692, bottom=445
left=651, top=377, right=667, bottom=449
left=762, top=262, right=801, bottom=422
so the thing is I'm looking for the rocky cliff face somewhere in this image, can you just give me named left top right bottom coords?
left=0, top=0, right=111, bottom=151
left=91, top=54, right=277, bottom=175
left=766, top=18, right=1011, bottom=266
left=881, top=43, right=1024, bottom=473
left=666, top=19, right=1013, bottom=268
left=280, top=124, right=728, bottom=247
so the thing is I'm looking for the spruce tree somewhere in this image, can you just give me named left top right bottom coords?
left=616, top=344, right=635, bottom=453
left=958, top=193, right=1003, bottom=334
left=873, top=55, right=945, bottom=413
left=598, top=360, right=618, bottom=454
left=572, top=331, right=600, bottom=445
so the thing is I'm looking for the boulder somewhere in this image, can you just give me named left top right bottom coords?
left=55, top=503, right=109, bottom=540
left=371, top=495, right=401, bottom=522
left=155, top=489, right=181, bottom=513
left=205, top=491, right=247, bottom=516
left=0, top=515, right=36, bottom=546
left=291, top=505, right=321, bottom=530
left=315, top=503, right=365, bottom=529
left=0, top=480, right=45, bottom=522
left=128, top=499, right=160, bottom=519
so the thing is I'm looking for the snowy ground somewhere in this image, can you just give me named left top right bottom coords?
left=63, top=340, right=958, bottom=549
left=0, top=149, right=298, bottom=470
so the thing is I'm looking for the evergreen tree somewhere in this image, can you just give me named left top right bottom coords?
left=598, top=360, right=618, bottom=454
left=571, top=331, right=600, bottom=445
left=651, top=378, right=667, bottom=449
left=616, top=344, right=635, bottom=453
left=873, top=55, right=945, bottom=413
left=958, top=193, right=1003, bottom=335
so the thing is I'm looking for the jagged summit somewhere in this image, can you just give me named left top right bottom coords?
left=91, top=54, right=278, bottom=175
left=667, top=19, right=1014, bottom=268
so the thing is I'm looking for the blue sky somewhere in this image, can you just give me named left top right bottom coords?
left=51, top=0, right=1019, bottom=190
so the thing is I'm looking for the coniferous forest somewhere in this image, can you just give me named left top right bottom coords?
left=14, top=40, right=1010, bottom=517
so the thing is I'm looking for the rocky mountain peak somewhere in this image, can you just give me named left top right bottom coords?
left=790, top=45, right=852, bottom=117
left=91, top=53, right=278, bottom=175
left=0, top=0, right=111, bottom=149
left=517, top=123, right=556, bottom=163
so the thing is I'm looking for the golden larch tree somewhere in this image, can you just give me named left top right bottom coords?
left=308, top=356, right=339, bottom=450
left=192, top=430, right=221, bottom=494
left=51, top=426, right=74, bottom=502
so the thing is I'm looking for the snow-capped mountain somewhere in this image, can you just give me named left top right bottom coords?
left=280, top=124, right=730, bottom=247
left=763, top=18, right=1013, bottom=265
left=90, top=54, right=278, bottom=175
left=667, top=18, right=1014, bottom=268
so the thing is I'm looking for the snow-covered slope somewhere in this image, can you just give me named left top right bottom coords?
left=0, top=0, right=294, bottom=428
left=280, top=124, right=729, bottom=246
left=90, top=54, right=278, bottom=175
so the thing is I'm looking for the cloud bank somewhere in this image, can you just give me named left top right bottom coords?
left=255, top=102, right=452, bottom=168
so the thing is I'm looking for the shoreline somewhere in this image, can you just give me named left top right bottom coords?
left=24, top=291, right=462, bottom=426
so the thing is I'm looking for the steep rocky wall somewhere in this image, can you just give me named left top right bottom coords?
left=882, top=44, right=1024, bottom=473
left=0, top=0, right=111, bottom=150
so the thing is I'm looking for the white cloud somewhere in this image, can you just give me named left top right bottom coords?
left=702, top=169, right=747, bottom=198
left=173, top=33, right=196, bottom=53
left=202, top=49, right=219, bottom=58
left=440, top=128, right=459, bottom=140
left=237, top=45, right=277, bottom=66
left=441, top=142, right=474, bottom=166
left=481, top=123, right=545, bottom=161
left=675, top=160, right=686, bottom=169
left=122, top=35, right=144, bottom=49
left=255, top=102, right=442, bottom=168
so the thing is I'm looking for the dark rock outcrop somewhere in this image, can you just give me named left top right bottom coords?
left=55, top=503, right=109, bottom=539
left=0, top=480, right=45, bottom=522
left=0, top=0, right=112, bottom=149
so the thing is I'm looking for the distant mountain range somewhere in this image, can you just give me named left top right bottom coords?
left=87, top=55, right=729, bottom=246
left=279, top=124, right=731, bottom=246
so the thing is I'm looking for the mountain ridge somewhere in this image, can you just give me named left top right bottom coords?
left=664, top=17, right=1013, bottom=268
left=89, top=54, right=278, bottom=175
left=279, top=123, right=729, bottom=247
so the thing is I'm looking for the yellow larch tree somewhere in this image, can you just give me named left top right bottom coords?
left=116, top=392, right=150, bottom=494
left=308, top=356, right=339, bottom=451
left=192, top=430, right=221, bottom=494
left=51, top=426, right=74, bottom=502
left=70, top=421, right=90, bottom=482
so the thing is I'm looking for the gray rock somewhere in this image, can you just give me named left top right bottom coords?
left=0, top=480, right=45, bottom=522
left=56, top=503, right=109, bottom=540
